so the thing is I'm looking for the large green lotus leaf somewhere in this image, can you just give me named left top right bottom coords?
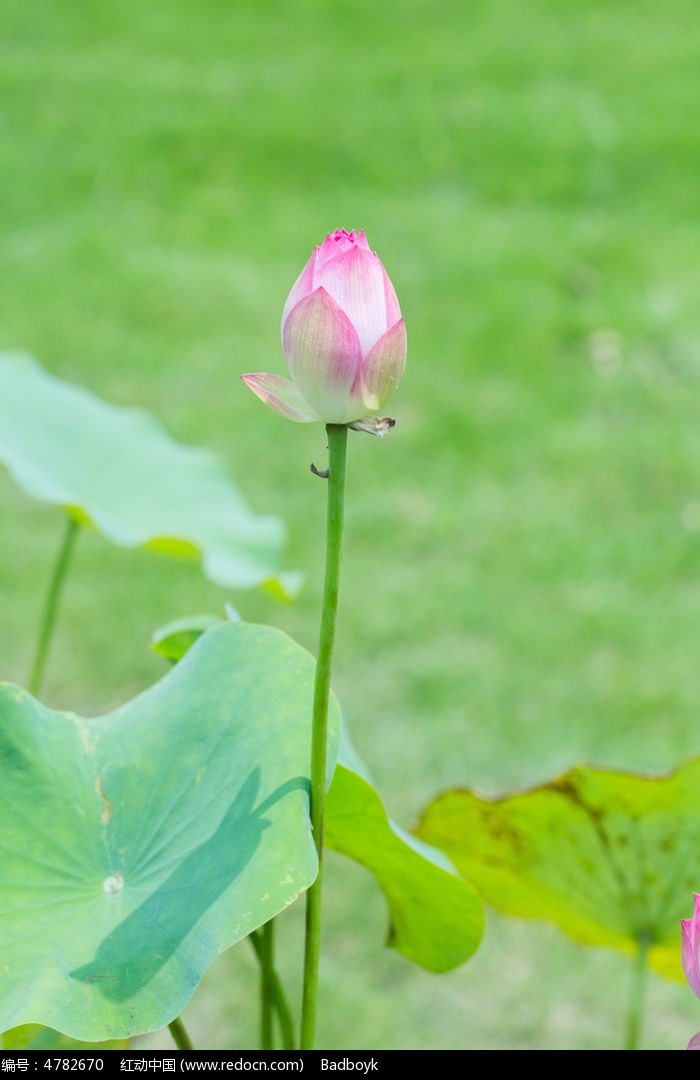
left=151, top=614, right=485, bottom=974
left=0, top=622, right=340, bottom=1040
left=326, top=733, right=485, bottom=972
left=150, top=613, right=231, bottom=663
left=416, top=759, right=700, bottom=980
left=0, top=353, right=296, bottom=593
left=3, top=1026, right=127, bottom=1051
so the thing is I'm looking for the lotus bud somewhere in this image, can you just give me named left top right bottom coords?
left=682, top=893, right=700, bottom=997
left=242, top=229, right=406, bottom=433
left=682, top=893, right=700, bottom=1048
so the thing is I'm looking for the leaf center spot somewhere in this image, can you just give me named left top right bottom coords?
left=103, top=872, right=124, bottom=895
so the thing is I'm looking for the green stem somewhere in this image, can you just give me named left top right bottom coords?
left=168, top=1016, right=194, bottom=1051
left=260, top=921, right=274, bottom=1049
left=250, top=926, right=296, bottom=1050
left=299, top=424, right=348, bottom=1051
left=28, top=514, right=80, bottom=697
left=625, top=933, right=650, bottom=1050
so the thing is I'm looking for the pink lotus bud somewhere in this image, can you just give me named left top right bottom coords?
left=683, top=894, right=700, bottom=998
left=680, top=897, right=700, bottom=1049
left=242, top=229, right=406, bottom=429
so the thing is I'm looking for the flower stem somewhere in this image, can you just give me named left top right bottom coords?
left=299, top=423, right=348, bottom=1051
left=28, top=514, right=80, bottom=697
left=624, top=932, right=650, bottom=1050
left=168, top=1016, right=194, bottom=1051
left=260, top=921, right=274, bottom=1049
left=250, top=925, right=296, bottom=1050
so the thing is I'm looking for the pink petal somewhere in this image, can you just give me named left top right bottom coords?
left=281, top=248, right=319, bottom=332
left=687, top=1032, right=700, bottom=1050
left=315, top=245, right=389, bottom=355
left=282, top=288, right=363, bottom=422
left=357, top=318, right=407, bottom=411
left=682, top=895, right=700, bottom=998
left=315, top=228, right=368, bottom=271
left=381, top=259, right=402, bottom=328
left=241, top=373, right=317, bottom=423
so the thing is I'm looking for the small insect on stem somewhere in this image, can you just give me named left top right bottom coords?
left=310, top=463, right=329, bottom=479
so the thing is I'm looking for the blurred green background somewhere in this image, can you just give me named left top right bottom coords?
left=2, top=0, right=700, bottom=1050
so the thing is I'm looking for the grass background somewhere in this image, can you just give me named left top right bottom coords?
left=2, top=0, right=700, bottom=1050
